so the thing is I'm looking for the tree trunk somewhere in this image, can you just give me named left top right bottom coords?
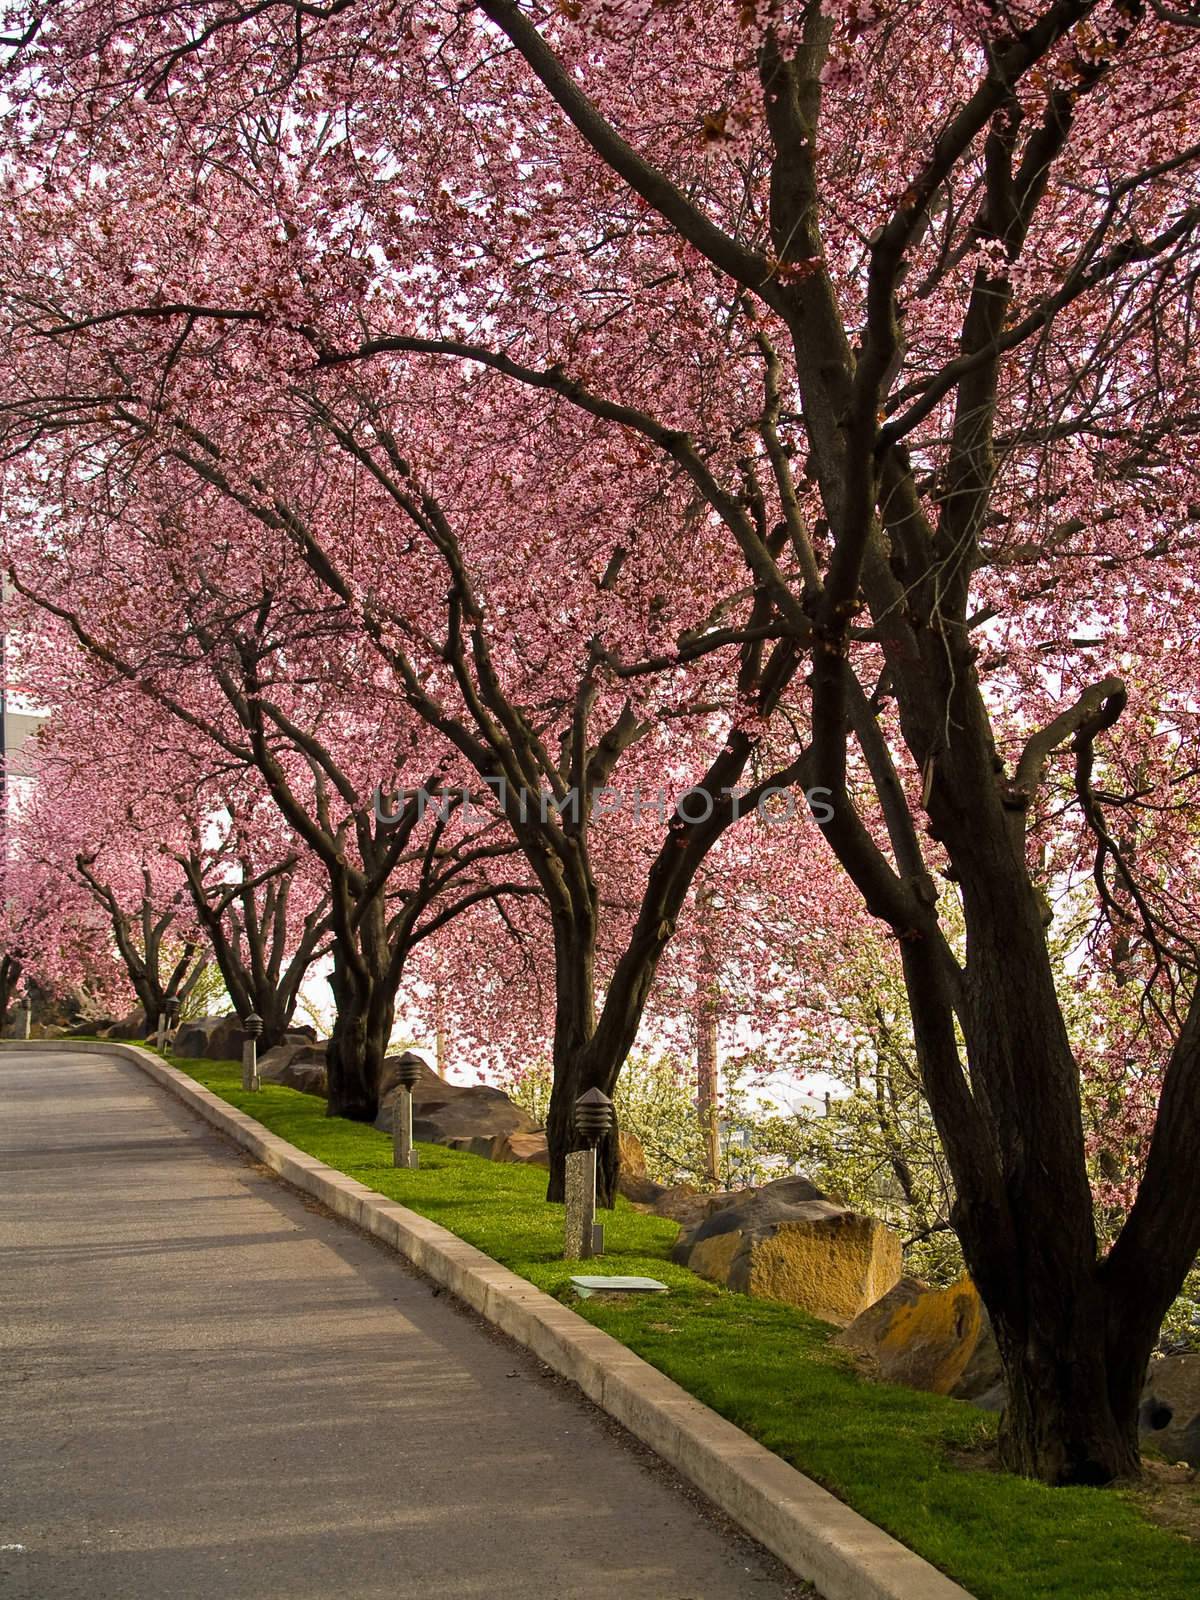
left=906, top=707, right=1167, bottom=1485
left=993, top=1304, right=1146, bottom=1484
left=544, top=912, right=623, bottom=1204
left=324, top=945, right=392, bottom=1122
left=546, top=1060, right=620, bottom=1207
left=696, top=999, right=721, bottom=1189
left=692, top=884, right=722, bottom=1186
left=0, top=953, right=22, bottom=1032
left=434, top=980, right=448, bottom=1076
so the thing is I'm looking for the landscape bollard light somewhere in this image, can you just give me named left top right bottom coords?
left=17, top=996, right=32, bottom=1040
left=155, top=1006, right=169, bottom=1052
left=392, top=1053, right=422, bottom=1169
left=564, top=1087, right=614, bottom=1260
left=243, top=1013, right=263, bottom=1091
left=163, top=995, right=180, bottom=1054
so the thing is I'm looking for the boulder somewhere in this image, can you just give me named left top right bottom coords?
left=373, top=1056, right=644, bottom=1175
left=441, top=1134, right=511, bottom=1160
left=107, top=1007, right=148, bottom=1041
left=29, top=988, right=89, bottom=1028
left=627, top=1183, right=741, bottom=1228
left=167, top=1016, right=208, bottom=1056
left=411, top=1089, right=537, bottom=1147
left=835, top=1274, right=985, bottom=1395
left=258, top=1039, right=328, bottom=1097
left=950, top=1305, right=1004, bottom=1403
left=64, top=1004, right=145, bottom=1043
left=620, top=1172, right=669, bottom=1205
left=206, top=1014, right=248, bottom=1061
left=673, top=1177, right=901, bottom=1325
left=374, top=1052, right=538, bottom=1149
left=172, top=1014, right=241, bottom=1060
left=65, top=1014, right=115, bottom=1037
left=618, top=1129, right=647, bottom=1178
left=495, top=1128, right=645, bottom=1180
left=494, top=1131, right=552, bottom=1167
left=1140, top=1355, right=1200, bottom=1467
left=374, top=1052, right=467, bottom=1127
left=671, top=1174, right=828, bottom=1258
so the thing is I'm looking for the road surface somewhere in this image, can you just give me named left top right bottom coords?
left=0, top=1048, right=802, bottom=1599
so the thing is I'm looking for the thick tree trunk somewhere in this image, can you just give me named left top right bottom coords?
left=993, top=1305, right=1146, bottom=1483
left=694, top=885, right=722, bottom=1187
left=256, top=1002, right=294, bottom=1053
left=129, top=974, right=165, bottom=1035
left=902, top=698, right=1169, bottom=1484
left=202, top=951, right=294, bottom=1051
left=325, top=946, right=392, bottom=1122
left=546, top=1061, right=620, bottom=1207
left=544, top=912, right=622, bottom=1205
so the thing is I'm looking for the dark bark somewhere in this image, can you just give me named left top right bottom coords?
left=324, top=940, right=394, bottom=1122
left=991, top=1291, right=1146, bottom=1483
left=178, top=847, right=329, bottom=1049
left=545, top=1060, right=620, bottom=1208
left=0, top=953, right=22, bottom=1031
left=543, top=910, right=610, bottom=1203
left=74, top=857, right=207, bottom=1032
left=695, top=887, right=722, bottom=1188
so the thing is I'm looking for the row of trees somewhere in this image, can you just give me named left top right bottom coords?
left=1, top=0, right=1198, bottom=1485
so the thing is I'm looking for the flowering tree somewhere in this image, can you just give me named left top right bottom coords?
left=14, top=752, right=211, bottom=1026
left=4, top=0, right=1200, bottom=1482
left=172, top=808, right=332, bottom=1049
left=0, top=224, right=822, bottom=1202
left=2, top=488, right=541, bottom=1113
left=0, top=841, right=125, bottom=1020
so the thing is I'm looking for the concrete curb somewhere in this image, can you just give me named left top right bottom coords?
left=6, top=1039, right=973, bottom=1600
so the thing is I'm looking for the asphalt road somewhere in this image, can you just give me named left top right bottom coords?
left=0, top=1048, right=803, bottom=1600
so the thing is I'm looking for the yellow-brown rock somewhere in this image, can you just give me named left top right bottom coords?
left=617, top=1129, right=647, bottom=1177
left=740, top=1211, right=902, bottom=1325
left=677, top=1189, right=902, bottom=1325
left=835, top=1274, right=985, bottom=1394
left=491, top=1131, right=551, bottom=1166
left=687, top=1228, right=742, bottom=1287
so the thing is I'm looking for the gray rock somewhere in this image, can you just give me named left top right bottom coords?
left=671, top=1174, right=829, bottom=1263
left=374, top=1052, right=537, bottom=1148
left=969, top=1382, right=1007, bottom=1413
left=410, top=1090, right=537, bottom=1147
left=107, top=1007, right=148, bottom=1041
left=173, top=1014, right=242, bottom=1060
left=258, top=1040, right=329, bottom=1097
left=619, top=1172, right=670, bottom=1206
left=625, top=1183, right=743, bottom=1227
left=66, top=1016, right=116, bottom=1038
left=1140, top=1354, right=1200, bottom=1467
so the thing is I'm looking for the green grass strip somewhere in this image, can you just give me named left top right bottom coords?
left=172, top=1057, right=1198, bottom=1600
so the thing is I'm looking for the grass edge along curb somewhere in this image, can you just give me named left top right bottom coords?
left=6, top=1037, right=971, bottom=1600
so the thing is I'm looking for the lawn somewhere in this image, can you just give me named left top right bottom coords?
left=174, top=1055, right=1199, bottom=1600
